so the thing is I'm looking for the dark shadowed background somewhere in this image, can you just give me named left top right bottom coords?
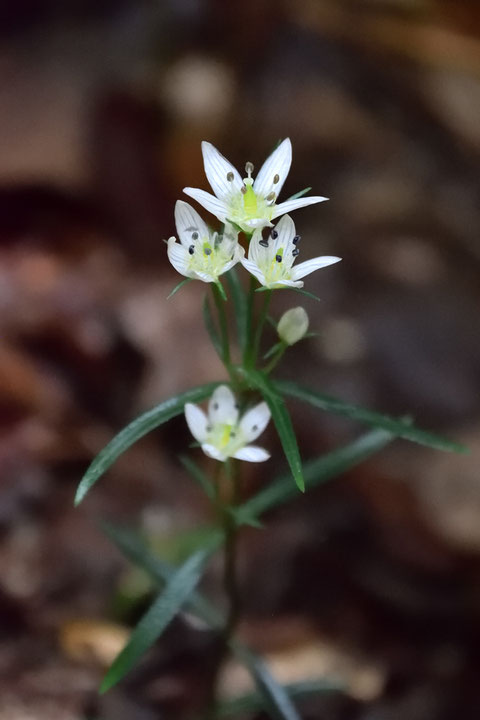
left=1, top=1, right=480, bottom=718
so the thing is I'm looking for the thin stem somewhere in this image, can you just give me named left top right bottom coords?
left=204, top=460, right=241, bottom=718
left=243, top=276, right=256, bottom=368
left=251, top=289, right=272, bottom=368
left=263, top=342, right=287, bottom=374
left=212, top=283, right=232, bottom=373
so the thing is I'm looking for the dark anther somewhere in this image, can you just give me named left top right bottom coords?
left=273, top=174, right=280, bottom=184
left=293, top=235, right=301, bottom=244
left=206, top=425, right=212, bottom=432
left=252, top=425, right=258, bottom=432
left=227, top=172, right=234, bottom=181
left=241, top=186, right=247, bottom=195
left=192, top=231, right=199, bottom=240
left=266, top=191, right=275, bottom=202
left=292, top=248, right=300, bottom=257
left=276, top=254, right=282, bottom=263
left=230, top=431, right=236, bottom=438
left=188, top=245, right=195, bottom=255
left=271, top=229, right=278, bottom=239
left=204, top=248, right=212, bottom=255
left=213, top=403, right=219, bottom=410
left=259, top=239, right=269, bottom=248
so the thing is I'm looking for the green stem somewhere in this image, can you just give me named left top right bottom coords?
left=252, top=289, right=272, bottom=367
left=212, top=283, right=232, bottom=374
left=263, top=342, right=287, bottom=374
left=243, top=276, right=256, bottom=368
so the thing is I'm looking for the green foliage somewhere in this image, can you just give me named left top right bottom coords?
left=233, top=427, right=393, bottom=525
left=166, top=277, right=192, bottom=299
left=286, top=186, right=312, bottom=201
left=179, top=454, right=216, bottom=500
left=203, top=296, right=223, bottom=359
left=226, top=267, right=248, bottom=355
left=234, top=647, right=302, bottom=720
left=244, top=369, right=304, bottom=491
left=74, top=383, right=219, bottom=505
left=276, top=380, right=467, bottom=453
left=100, top=542, right=219, bottom=693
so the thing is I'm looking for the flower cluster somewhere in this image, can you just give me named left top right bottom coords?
left=168, top=140, right=342, bottom=463
left=168, top=139, right=341, bottom=288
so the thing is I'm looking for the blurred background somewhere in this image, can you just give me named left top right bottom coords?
left=1, top=0, right=480, bottom=718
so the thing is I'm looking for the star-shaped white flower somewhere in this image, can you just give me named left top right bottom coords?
left=241, top=214, right=341, bottom=289
left=183, top=139, right=328, bottom=234
left=167, top=201, right=244, bottom=283
left=184, top=385, right=271, bottom=462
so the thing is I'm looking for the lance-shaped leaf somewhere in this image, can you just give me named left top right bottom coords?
left=276, top=380, right=467, bottom=454
left=214, top=679, right=343, bottom=718
left=102, top=522, right=223, bottom=628
left=233, top=646, right=302, bottom=720
left=75, top=383, right=220, bottom=505
left=233, top=428, right=393, bottom=525
left=100, top=540, right=220, bottom=693
left=244, top=369, right=304, bottom=491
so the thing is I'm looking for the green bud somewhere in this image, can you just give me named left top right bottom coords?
left=277, top=307, right=309, bottom=346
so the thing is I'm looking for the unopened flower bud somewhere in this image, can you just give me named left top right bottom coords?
left=277, top=307, right=309, bottom=346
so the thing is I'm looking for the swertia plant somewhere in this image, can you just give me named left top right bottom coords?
left=75, top=139, right=466, bottom=719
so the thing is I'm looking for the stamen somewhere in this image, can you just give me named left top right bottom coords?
left=276, top=254, right=282, bottom=263
left=259, top=239, right=269, bottom=248
left=188, top=245, right=195, bottom=255
left=204, top=248, right=212, bottom=256
left=206, top=425, right=212, bottom=432
left=271, top=229, right=278, bottom=240
left=292, top=248, right=300, bottom=257
left=293, top=235, right=301, bottom=244
left=226, top=172, right=234, bottom=181
left=230, top=431, right=236, bottom=438
left=245, top=161, right=254, bottom=177
left=273, top=174, right=279, bottom=184
left=266, top=191, right=276, bottom=204
left=213, top=403, right=219, bottom=411
left=241, top=186, right=247, bottom=195
left=252, top=424, right=258, bottom=432
left=192, top=231, right=199, bottom=240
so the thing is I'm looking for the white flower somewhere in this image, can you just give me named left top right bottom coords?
left=241, top=214, right=341, bottom=289
left=183, top=139, right=328, bottom=234
left=277, top=307, right=309, bottom=345
left=184, top=385, right=271, bottom=463
left=167, top=200, right=244, bottom=283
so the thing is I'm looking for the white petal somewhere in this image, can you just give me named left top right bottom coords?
left=272, top=214, right=295, bottom=254
left=201, top=141, right=243, bottom=200
left=243, top=217, right=273, bottom=229
left=183, top=187, right=228, bottom=222
left=191, top=270, right=216, bottom=283
left=167, top=237, right=192, bottom=278
left=174, top=200, right=210, bottom=247
left=272, top=195, right=328, bottom=218
left=270, top=279, right=304, bottom=289
left=184, top=403, right=208, bottom=442
left=248, top=229, right=270, bottom=267
left=201, top=443, right=226, bottom=461
left=221, top=245, right=245, bottom=274
left=291, top=255, right=341, bottom=280
left=239, top=401, right=271, bottom=442
left=240, top=257, right=267, bottom=286
left=233, top=445, right=270, bottom=462
left=208, top=385, right=238, bottom=425
left=254, top=138, right=292, bottom=198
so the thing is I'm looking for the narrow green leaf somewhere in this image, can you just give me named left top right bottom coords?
left=292, top=287, right=322, bottom=303
left=226, top=268, right=248, bottom=354
left=277, top=380, right=467, bottom=454
left=167, top=278, right=192, bottom=299
left=101, top=522, right=223, bottom=629
left=285, top=186, right=312, bottom=202
left=100, top=544, right=217, bottom=693
left=179, top=454, right=216, bottom=500
left=233, top=428, right=393, bottom=524
left=244, top=369, right=304, bottom=492
left=75, top=383, right=219, bottom=505
left=203, top=296, right=223, bottom=359
left=234, top=647, right=302, bottom=720
left=214, top=679, right=343, bottom=718
left=215, top=280, right=227, bottom=302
